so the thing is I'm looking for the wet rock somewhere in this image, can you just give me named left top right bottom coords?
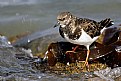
left=96, top=27, right=120, bottom=45
left=21, top=33, right=64, bottom=58
left=9, top=31, right=31, bottom=44
left=0, top=36, right=12, bottom=47
left=44, top=27, right=121, bottom=68
left=94, top=67, right=121, bottom=81
left=9, top=27, right=121, bottom=81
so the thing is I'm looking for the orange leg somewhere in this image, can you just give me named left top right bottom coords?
left=84, top=50, right=90, bottom=67
left=72, top=45, right=79, bottom=51
left=66, top=45, right=79, bottom=54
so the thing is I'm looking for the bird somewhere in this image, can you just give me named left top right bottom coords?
left=54, top=12, right=114, bottom=67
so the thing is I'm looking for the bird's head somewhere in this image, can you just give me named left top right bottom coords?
left=54, top=12, right=73, bottom=28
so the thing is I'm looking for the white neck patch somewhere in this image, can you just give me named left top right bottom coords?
left=61, top=24, right=66, bottom=28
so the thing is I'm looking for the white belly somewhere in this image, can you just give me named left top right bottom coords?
left=64, top=29, right=99, bottom=46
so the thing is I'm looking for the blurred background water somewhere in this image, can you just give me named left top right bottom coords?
left=0, top=0, right=121, bottom=37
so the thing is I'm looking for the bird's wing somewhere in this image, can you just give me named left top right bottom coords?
left=77, top=18, right=101, bottom=38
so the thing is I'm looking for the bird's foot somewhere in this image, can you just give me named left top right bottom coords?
left=65, top=46, right=79, bottom=54
left=83, top=61, right=90, bottom=71
left=65, top=51, right=77, bottom=54
left=84, top=61, right=89, bottom=67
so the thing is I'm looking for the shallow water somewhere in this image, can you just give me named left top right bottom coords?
left=0, top=0, right=121, bottom=37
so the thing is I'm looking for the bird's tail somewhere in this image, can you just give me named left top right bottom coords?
left=99, top=18, right=114, bottom=27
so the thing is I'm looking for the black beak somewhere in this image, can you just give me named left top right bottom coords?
left=54, top=22, right=60, bottom=28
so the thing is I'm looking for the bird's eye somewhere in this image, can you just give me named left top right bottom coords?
left=62, top=18, right=65, bottom=21
left=58, top=18, right=65, bottom=21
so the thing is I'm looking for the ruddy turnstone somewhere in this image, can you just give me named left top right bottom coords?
left=54, top=12, right=113, bottom=66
